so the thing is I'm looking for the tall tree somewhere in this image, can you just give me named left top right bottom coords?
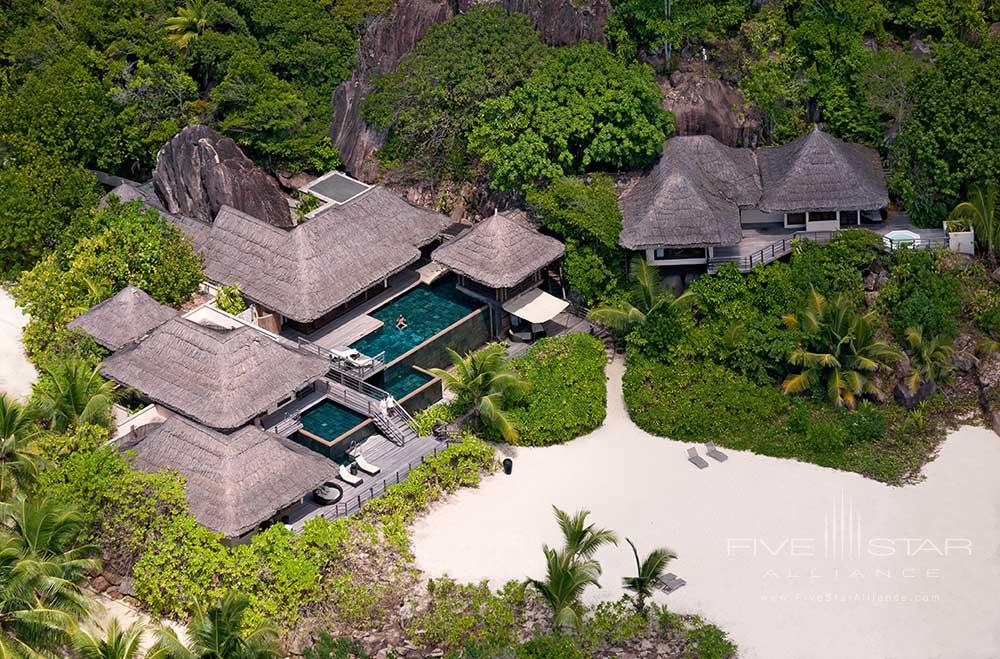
left=165, top=1, right=209, bottom=52
left=0, top=394, right=43, bottom=499
left=33, top=361, right=117, bottom=432
left=588, top=257, right=695, bottom=335
left=74, top=620, right=160, bottom=659
left=622, top=538, right=676, bottom=615
left=429, top=344, right=529, bottom=442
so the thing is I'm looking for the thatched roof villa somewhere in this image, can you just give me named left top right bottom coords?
left=103, top=181, right=452, bottom=334
left=432, top=210, right=567, bottom=335
left=101, top=317, right=329, bottom=430
left=67, top=285, right=177, bottom=351
left=619, top=127, right=889, bottom=268
left=120, top=415, right=336, bottom=538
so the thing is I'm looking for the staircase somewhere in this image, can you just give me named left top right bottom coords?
left=323, top=373, right=417, bottom=447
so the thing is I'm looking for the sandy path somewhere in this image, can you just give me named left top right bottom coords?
left=0, top=287, right=37, bottom=400
left=412, top=359, right=1000, bottom=658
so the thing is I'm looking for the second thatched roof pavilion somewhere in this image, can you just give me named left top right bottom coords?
left=432, top=211, right=566, bottom=333
left=68, top=285, right=177, bottom=351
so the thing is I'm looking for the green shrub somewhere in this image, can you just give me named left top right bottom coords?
left=879, top=249, right=961, bottom=340
left=507, top=334, right=607, bottom=445
left=412, top=401, right=461, bottom=437
left=303, top=633, right=370, bottom=659
left=805, top=419, right=848, bottom=452
left=409, top=579, right=522, bottom=654
left=580, top=598, right=647, bottom=653
left=841, top=403, right=886, bottom=444
left=972, top=288, right=1000, bottom=338
left=682, top=616, right=739, bottom=659
left=216, top=283, right=248, bottom=315
left=515, top=634, right=585, bottom=659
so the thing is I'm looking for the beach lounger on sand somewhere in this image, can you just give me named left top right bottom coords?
left=657, top=573, right=687, bottom=593
left=338, top=464, right=362, bottom=486
left=687, top=447, right=709, bottom=469
left=353, top=453, right=381, bottom=476
left=705, top=442, right=728, bottom=462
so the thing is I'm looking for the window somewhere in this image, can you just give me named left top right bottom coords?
left=786, top=212, right=806, bottom=227
left=840, top=210, right=860, bottom=226
left=651, top=247, right=706, bottom=261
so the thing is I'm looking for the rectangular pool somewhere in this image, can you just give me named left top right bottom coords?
left=351, top=281, right=481, bottom=364
left=382, top=366, right=433, bottom=399
left=299, top=399, right=367, bottom=441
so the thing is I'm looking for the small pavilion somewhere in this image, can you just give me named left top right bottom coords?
left=431, top=210, right=566, bottom=337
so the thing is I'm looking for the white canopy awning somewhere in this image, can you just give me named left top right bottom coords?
left=502, top=288, right=569, bottom=325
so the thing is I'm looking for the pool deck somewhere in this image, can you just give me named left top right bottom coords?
left=283, top=269, right=421, bottom=351
left=285, top=433, right=449, bottom=529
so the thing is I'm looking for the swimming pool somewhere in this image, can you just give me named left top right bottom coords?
left=299, top=399, right=367, bottom=441
left=382, top=366, right=433, bottom=399
left=351, top=281, right=480, bottom=364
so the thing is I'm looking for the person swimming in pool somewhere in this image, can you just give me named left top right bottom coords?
left=396, top=314, right=408, bottom=330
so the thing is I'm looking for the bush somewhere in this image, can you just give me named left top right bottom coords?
left=409, top=579, right=523, bottom=654
left=805, top=419, right=849, bottom=452
left=842, top=402, right=886, bottom=444
left=515, top=634, right=585, bottom=659
left=470, top=43, right=671, bottom=190
left=879, top=249, right=961, bottom=341
left=216, top=283, right=247, bottom=315
left=303, top=633, right=370, bottom=659
left=507, top=334, right=607, bottom=445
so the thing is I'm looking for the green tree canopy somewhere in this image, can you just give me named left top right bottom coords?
left=364, top=7, right=548, bottom=180
left=470, top=42, right=672, bottom=191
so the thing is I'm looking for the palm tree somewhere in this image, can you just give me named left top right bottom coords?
left=950, top=181, right=999, bottom=264
left=553, top=507, right=618, bottom=561
left=428, top=343, right=529, bottom=442
left=0, top=394, right=43, bottom=498
left=152, top=591, right=280, bottom=658
left=622, top=538, right=676, bottom=615
left=165, top=0, right=209, bottom=52
left=0, top=496, right=100, bottom=655
left=527, top=546, right=601, bottom=631
left=33, top=360, right=116, bottom=432
left=74, top=620, right=160, bottom=659
left=782, top=288, right=902, bottom=409
left=587, top=257, right=695, bottom=335
left=903, top=326, right=955, bottom=396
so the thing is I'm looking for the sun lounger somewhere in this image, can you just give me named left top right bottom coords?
left=329, top=348, right=374, bottom=370
left=338, top=463, right=362, bottom=486
left=687, top=447, right=709, bottom=469
left=705, top=442, right=728, bottom=462
left=658, top=573, right=687, bottom=593
left=353, top=453, right=381, bottom=476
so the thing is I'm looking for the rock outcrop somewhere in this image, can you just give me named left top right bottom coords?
left=330, top=0, right=611, bottom=180
left=152, top=125, right=293, bottom=227
left=662, top=71, right=763, bottom=148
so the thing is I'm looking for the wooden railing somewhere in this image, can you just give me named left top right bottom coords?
left=296, top=337, right=386, bottom=379
left=290, top=445, right=443, bottom=529
left=708, top=229, right=947, bottom=273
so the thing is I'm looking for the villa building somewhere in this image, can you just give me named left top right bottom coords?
left=618, top=127, right=893, bottom=270
left=431, top=210, right=568, bottom=337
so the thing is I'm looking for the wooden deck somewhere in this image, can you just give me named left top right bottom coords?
left=285, top=434, right=449, bottom=529
left=507, top=309, right=593, bottom=358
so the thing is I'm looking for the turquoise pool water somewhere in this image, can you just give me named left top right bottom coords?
left=299, top=399, right=367, bottom=441
left=383, top=366, right=433, bottom=399
left=351, top=282, right=480, bottom=363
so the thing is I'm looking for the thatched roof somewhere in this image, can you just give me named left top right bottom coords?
left=101, top=318, right=329, bottom=430
left=121, top=415, right=335, bottom=537
left=68, top=286, right=177, bottom=351
left=431, top=211, right=565, bottom=288
left=758, top=127, right=889, bottom=213
left=101, top=183, right=450, bottom=322
left=619, top=136, right=760, bottom=249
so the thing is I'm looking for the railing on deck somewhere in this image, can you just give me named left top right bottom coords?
left=291, top=445, right=443, bottom=527
left=295, top=337, right=386, bottom=379
left=708, top=230, right=947, bottom=273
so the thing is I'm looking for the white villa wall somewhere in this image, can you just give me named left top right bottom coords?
left=645, top=247, right=711, bottom=267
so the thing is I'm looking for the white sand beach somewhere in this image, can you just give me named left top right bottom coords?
left=412, top=359, right=1000, bottom=658
left=0, top=287, right=37, bottom=400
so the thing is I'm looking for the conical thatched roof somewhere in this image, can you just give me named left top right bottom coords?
left=68, top=286, right=177, bottom=351
left=619, top=136, right=760, bottom=249
left=431, top=211, right=565, bottom=289
left=121, top=415, right=336, bottom=538
left=101, top=318, right=329, bottom=430
left=758, top=127, right=889, bottom=213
